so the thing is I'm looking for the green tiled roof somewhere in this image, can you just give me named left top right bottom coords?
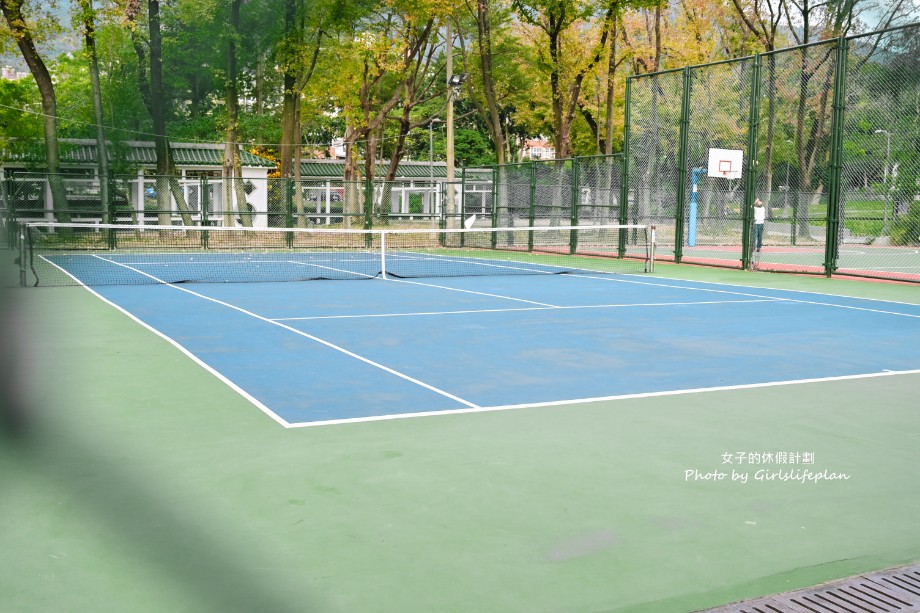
left=299, top=159, right=450, bottom=179
left=3, top=139, right=276, bottom=168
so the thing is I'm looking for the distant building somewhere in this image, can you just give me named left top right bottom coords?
left=523, top=139, right=555, bottom=160
left=1, top=139, right=276, bottom=227
left=2, top=66, right=28, bottom=80
left=329, top=139, right=346, bottom=159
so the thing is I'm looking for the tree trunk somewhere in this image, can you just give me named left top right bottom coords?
left=604, top=13, right=619, bottom=154
left=343, top=128, right=361, bottom=229
left=224, top=0, right=251, bottom=227
left=475, top=0, right=506, bottom=165
left=279, top=0, right=298, bottom=179
left=141, top=0, right=193, bottom=226
left=80, top=0, right=110, bottom=223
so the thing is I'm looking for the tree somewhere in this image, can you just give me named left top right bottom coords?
left=77, top=0, right=111, bottom=221
left=2, top=0, right=70, bottom=222
left=729, top=0, right=786, bottom=191
left=125, top=0, right=193, bottom=226
left=0, top=77, right=42, bottom=151
left=276, top=0, right=347, bottom=225
left=222, top=0, right=251, bottom=227
left=464, top=0, right=510, bottom=164
left=512, top=0, right=617, bottom=159
left=319, top=1, right=448, bottom=225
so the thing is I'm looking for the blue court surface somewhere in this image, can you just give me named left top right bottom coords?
left=84, top=271, right=920, bottom=427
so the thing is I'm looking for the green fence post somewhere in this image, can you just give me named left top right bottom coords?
left=364, top=177, right=373, bottom=247
left=460, top=168, right=467, bottom=247
left=3, top=177, right=12, bottom=248
left=105, top=175, right=115, bottom=250
left=527, top=162, right=536, bottom=251
left=490, top=166, right=499, bottom=248
left=674, top=68, right=692, bottom=264
left=824, top=37, right=848, bottom=278
left=201, top=177, right=210, bottom=248
left=742, top=54, right=763, bottom=270
left=620, top=79, right=632, bottom=258
left=285, top=177, right=294, bottom=248
left=570, top=157, right=580, bottom=253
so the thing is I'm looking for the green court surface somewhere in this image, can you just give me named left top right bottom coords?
left=1, top=263, right=918, bottom=612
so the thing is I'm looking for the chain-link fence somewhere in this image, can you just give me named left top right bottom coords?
left=1, top=173, right=462, bottom=248
left=575, top=155, right=623, bottom=226
left=460, top=167, right=494, bottom=229
left=626, top=69, right=684, bottom=260
left=837, top=26, right=920, bottom=280
left=626, top=23, right=920, bottom=282
left=685, top=58, right=755, bottom=267
left=5, top=24, right=916, bottom=282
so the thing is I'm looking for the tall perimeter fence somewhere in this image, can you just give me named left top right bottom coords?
left=2, top=25, right=918, bottom=282
left=626, top=23, right=920, bottom=282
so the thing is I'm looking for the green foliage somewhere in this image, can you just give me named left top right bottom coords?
left=3, top=0, right=919, bottom=195
left=454, top=128, right=497, bottom=167
left=891, top=202, right=920, bottom=246
left=0, top=77, right=42, bottom=151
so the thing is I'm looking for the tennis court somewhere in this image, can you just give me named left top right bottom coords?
left=72, top=263, right=920, bottom=428
left=2, top=227, right=919, bottom=612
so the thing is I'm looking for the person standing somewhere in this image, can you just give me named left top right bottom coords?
left=753, top=198, right=766, bottom=252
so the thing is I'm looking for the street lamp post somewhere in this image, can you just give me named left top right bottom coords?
left=875, top=129, right=891, bottom=236
left=429, top=118, right=443, bottom=215
left=446, top=72, right=468, bottom=227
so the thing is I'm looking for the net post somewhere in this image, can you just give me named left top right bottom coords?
left=648, top=225, right=656, bottom=273
left=380, top=230, right=387, bottom=280
left=18, top=225, right=26, bottom=287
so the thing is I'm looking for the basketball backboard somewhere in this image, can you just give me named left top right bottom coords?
left=707, top=148, right=743, bottom=180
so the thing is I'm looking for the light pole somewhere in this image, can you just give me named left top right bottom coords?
left=429, top=118, right=443, bottom=215
left=875, top=129, right=891, bottom=235
left=446, top=72, right=467, bottom=227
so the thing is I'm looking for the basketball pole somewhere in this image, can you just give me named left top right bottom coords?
left=688, top=167, right=706, bottom=247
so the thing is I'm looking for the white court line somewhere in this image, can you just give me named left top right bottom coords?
left=48, top=255, right=919, bottom=430
left=838, top=265, right=920, bottom=271
left=38, top=255, right=292, bottom=427
left=614, top=271, right=920, bottom=307
left=273, top=299, right=779, bottom=321
left=88, top=255, right=481, bottom=415
left=387, top=278, right=559, bottom=307
left=287, top=259, right=378, bottom=279
left=388, top=250, right=575, bottom=274
left=566, top=273, right=920, bottom=319
left=285, top=368, right=920, bottom=428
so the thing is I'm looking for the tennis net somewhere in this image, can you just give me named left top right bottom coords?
left=19, top=222, right=654, bottom=287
